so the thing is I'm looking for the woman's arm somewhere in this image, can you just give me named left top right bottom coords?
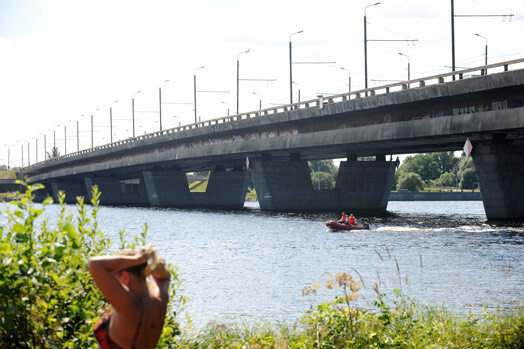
left=89, top=250, right=149, bottom=314
left=149, top=259, right=171, bottom=304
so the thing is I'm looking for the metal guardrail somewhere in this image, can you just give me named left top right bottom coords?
left=24, top=58, right=524, bottom=171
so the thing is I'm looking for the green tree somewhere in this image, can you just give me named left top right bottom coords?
left=311, top=171, right=335, bottom=190
left=309, top=160, right=337, bottom=175
left=398, top=154, right=440, bottom=184
left=0, top=165, right=6, bottom=171
left=433, top=172, right=456, bottom=187
left=46, top=146, right=60, bottom=159
left=459, top=168, right=477, bottom=189
left=397, top=172, right=424, bottom=192
left=456, top=156, right=477, bottom=189
left=309, top=160, right=337, bottom=190
left=430, top=152, right=459, bottom=174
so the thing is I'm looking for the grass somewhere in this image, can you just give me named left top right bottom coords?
left=0, top=170, right=16, bottom=179
left=177, top=300, right=524, bottom=348
left=177, top=271, right=523, bottom=348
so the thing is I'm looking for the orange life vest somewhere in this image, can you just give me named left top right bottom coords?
left=340, top=215, right=349, bottom=223
left=348, top=216, right=356, bottom=225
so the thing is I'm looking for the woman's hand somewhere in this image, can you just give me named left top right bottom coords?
left=152, top=258, right=170, bottom=280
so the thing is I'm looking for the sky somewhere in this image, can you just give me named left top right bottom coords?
left=1, top=0, right=523, bottom=168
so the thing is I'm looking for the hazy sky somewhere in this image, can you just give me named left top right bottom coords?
left=1, top=0, right=523, bottom=167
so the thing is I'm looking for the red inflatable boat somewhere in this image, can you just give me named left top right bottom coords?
left=325, top=220, right=370, bottom=231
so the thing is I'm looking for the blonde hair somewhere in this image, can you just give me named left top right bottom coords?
left=120, top=244, right=160, bottom=277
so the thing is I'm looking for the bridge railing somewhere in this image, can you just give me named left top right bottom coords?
left=25, top=58, right=524, bottom=170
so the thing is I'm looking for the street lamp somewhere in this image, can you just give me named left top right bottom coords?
left=364, top=2, right=381, bottom=92
left=193, top=65, right=205, bottom=123
left=159, top=80, right=169, bottom=131
left=289, top=30, right=303, bottom=104
left=340, top=67, right=352, bottom=94
left=252, top=92, right=262, bottom=110
left=398, top=52, right=410, bottom=82
left=131, top=90, right=141, bottom=138
left=292, top=82, right=301, bottom=104
left=221, top=101, right=230, bottom=116
left=236, top=49, right=250, bottom=114
left=474, top=33, right=488, bottom=66
left=110, top=100, right=118, bottom=143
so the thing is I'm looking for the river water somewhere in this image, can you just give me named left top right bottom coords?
left=2, top=200, right=523, bottom=326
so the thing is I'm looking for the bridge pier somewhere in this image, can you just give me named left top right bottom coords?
left=473, top=142, right=524, bottom=220
left=50, top=179, right=88, bottom=204
left=250, top=158, right=396, bottom=212
left=84, top=177, right=150, bottom=206
left=336, top=158, right=396, bottom=212
left=142, top=166, right=249, bottom=209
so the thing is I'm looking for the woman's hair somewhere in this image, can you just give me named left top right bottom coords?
left=119, top=245, right=160, bottom=278
left=120, top=249, right=147, bottom=278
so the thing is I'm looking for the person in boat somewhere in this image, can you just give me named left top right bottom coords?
left=338, top=211, right=349, bottom=225
left=348, top=213, right=357, bottom=226
left=89, top=244, right=170, bottom=349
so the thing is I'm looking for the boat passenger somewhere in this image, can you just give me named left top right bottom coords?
left=338, top=212, right=349, bottom=224
left=348, top=213, right=357, bottom=226
left=89, top=245, right=171, bottom=349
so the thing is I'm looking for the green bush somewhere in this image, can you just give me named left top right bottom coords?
left=397, top=172, right=424, bottom=192
left=433, top=171, right=457, bottom=187
left=0, top=183, right=183, bottom=348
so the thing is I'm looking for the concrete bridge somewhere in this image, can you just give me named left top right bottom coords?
left=20, top=59, right=524, bottom=219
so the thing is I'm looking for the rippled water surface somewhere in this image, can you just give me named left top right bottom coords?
left=2, top=200, right=523, bottom=326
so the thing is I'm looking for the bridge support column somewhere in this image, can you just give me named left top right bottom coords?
left=204, top=166, right=250, bottom=209
left=84, top=177, right=149, bottom=206
left=142, top=167, right=249, bottom=208
left=142, top=170, right=189, bottom=207
left=473, top=143, right=524, bottom=219
left=250, top=160, right=324, bottom=211
left=336, top=159, right=396, bottom=212
left=250, top=159, right=395, bottom=212
left=50, top=179, right=88, bottom=204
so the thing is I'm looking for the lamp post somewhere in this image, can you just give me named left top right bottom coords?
left=193, top=65, right=205, bottom=123
left=340, top=67, right=352, bottom=94
left=451, top=0, right=456, bottom=74
left=474, top=33, right=488, bottom=66
left=159, top=80, right=169, bottom=131
left=64, top=125, right=67, bottom=155
left=221, top=101, right=230, bottom=116
left=236, top=49, right=250, bottom=114
left=43, top=134, right=46, bottom=160
left=35, top=138, right=38, bottom=162
left=76, top=119, right=80, bottom=152
left=289, top=30, right=303, bottom=104
left=110, top=100, right=118, bottom=143
left=91, top=114, right=94, bottom=147
left=132, top=90, right=141, bottom=138
left=292, top=82, right=301, bottom=104
left=252, top=92, right=262, bottom=110
left=398, top=52, right=410, bottom=83
left=364, top=2, right=381, bottom=92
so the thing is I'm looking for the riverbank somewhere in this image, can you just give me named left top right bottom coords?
left=178, top=302, right=524, bottom=348
left=389, top=190, right=481, bottom=201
